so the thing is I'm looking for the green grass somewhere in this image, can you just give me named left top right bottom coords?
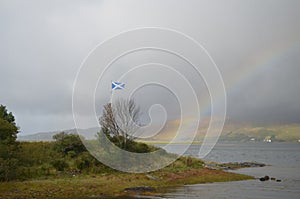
left=0, top=167, right=252, bottom=198
left=0, top=138, right=254, bottom=198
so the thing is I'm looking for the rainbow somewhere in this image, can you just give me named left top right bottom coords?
left=226, top=39, right=300, bottom=97
left=200, top=38, right=300, bottom=116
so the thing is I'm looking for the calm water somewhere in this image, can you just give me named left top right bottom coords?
left=156, top=142, right=300, bottom=199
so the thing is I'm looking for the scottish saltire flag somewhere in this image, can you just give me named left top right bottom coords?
left=112, top=82, right=125, bottom=90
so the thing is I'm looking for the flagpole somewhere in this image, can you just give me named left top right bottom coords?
left=110, top=80, right=112, bottom=103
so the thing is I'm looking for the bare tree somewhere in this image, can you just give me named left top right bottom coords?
left=99, top=103, right=119, bottom=137
left=99, top=98, right=141, bottom=148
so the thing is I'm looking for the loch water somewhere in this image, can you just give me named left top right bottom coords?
left=159, top=142, right=300, bottom=199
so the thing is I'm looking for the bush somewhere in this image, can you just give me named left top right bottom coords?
left=0, top=105, right=20, bottom=181
left=75, top=156, right=91, bottom=171
left=108, top=136, right=157, bottom=153
left=51, top=159, right=69, bottom=171
left=75, top=152, right=100, bottom=171
left=126, top=141, right=153, bottom=153
left=0, top=158, right=19, bottom=181
left=53, top=132, right=86, bottom=156
left=67, top=150, right=77, bottom=158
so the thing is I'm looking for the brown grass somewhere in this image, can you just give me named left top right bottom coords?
left=0, top=168, right=252, bottom=198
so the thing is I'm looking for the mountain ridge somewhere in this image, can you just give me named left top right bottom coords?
left=17, top=120, right=300, bottom=142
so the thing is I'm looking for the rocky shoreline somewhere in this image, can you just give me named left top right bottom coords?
left=204, top=161, right=266, bottom=170
left=258, top=175, right=282, bottom=182
left=121, top=161, right=284, bottom=196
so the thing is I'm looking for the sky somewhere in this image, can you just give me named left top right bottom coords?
left=0, top=0, right=300, bottom=135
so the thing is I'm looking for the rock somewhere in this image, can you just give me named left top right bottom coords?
left=259, top=176, right=269, bottom=181
left=259, top=177, right=266, bottom=181
left=216, top=161, right=266, bottom=170
left=124, top=186, right=156, bottom=192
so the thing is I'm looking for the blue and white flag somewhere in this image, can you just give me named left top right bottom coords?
left=112, top=82, right=125, bottom=90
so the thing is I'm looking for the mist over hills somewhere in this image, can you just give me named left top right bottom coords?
left=17, top=127, right=100, bottom=141
left=143, top=119, right=300, bottom=142
left=17, top=119, right=300, bottom=142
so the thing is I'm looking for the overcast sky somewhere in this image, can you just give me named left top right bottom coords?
left=1, top=0, right=300, bottom=135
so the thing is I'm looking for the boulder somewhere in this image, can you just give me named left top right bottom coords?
left=259, top=177, right=266, bottom=181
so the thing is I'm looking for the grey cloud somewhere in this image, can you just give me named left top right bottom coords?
left=0, top=0, right=299, bottom=135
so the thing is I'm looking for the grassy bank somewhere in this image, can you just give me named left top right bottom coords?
left=0, top=135, right=253, bottom=198
left=0, top=167, right=252, bottom=198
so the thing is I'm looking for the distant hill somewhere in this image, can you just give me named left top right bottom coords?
left=140, top=119, right=300, bottom=143
left=17, top=127, right=100, bottom=141
left=220, top=124, right=300, bottom=142
left=17, top=120, right=300, bottom=142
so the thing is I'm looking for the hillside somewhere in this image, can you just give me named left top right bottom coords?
left=18, top=121, right=300, bottom=142
left=220, top=124, right=300, bottom=142
left=18, top=127, right=100, bottom=141
left=141, top=119, right=300, bottom=142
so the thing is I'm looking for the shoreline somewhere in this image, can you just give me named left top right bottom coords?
left=0, top=168, right=253, bottom=198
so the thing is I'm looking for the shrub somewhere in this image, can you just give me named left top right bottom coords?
left=53, top=132, right=86, bottom=156
left=0, top=158, right=19, bottom=181
left=51, top=159, right=69, bottom=171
